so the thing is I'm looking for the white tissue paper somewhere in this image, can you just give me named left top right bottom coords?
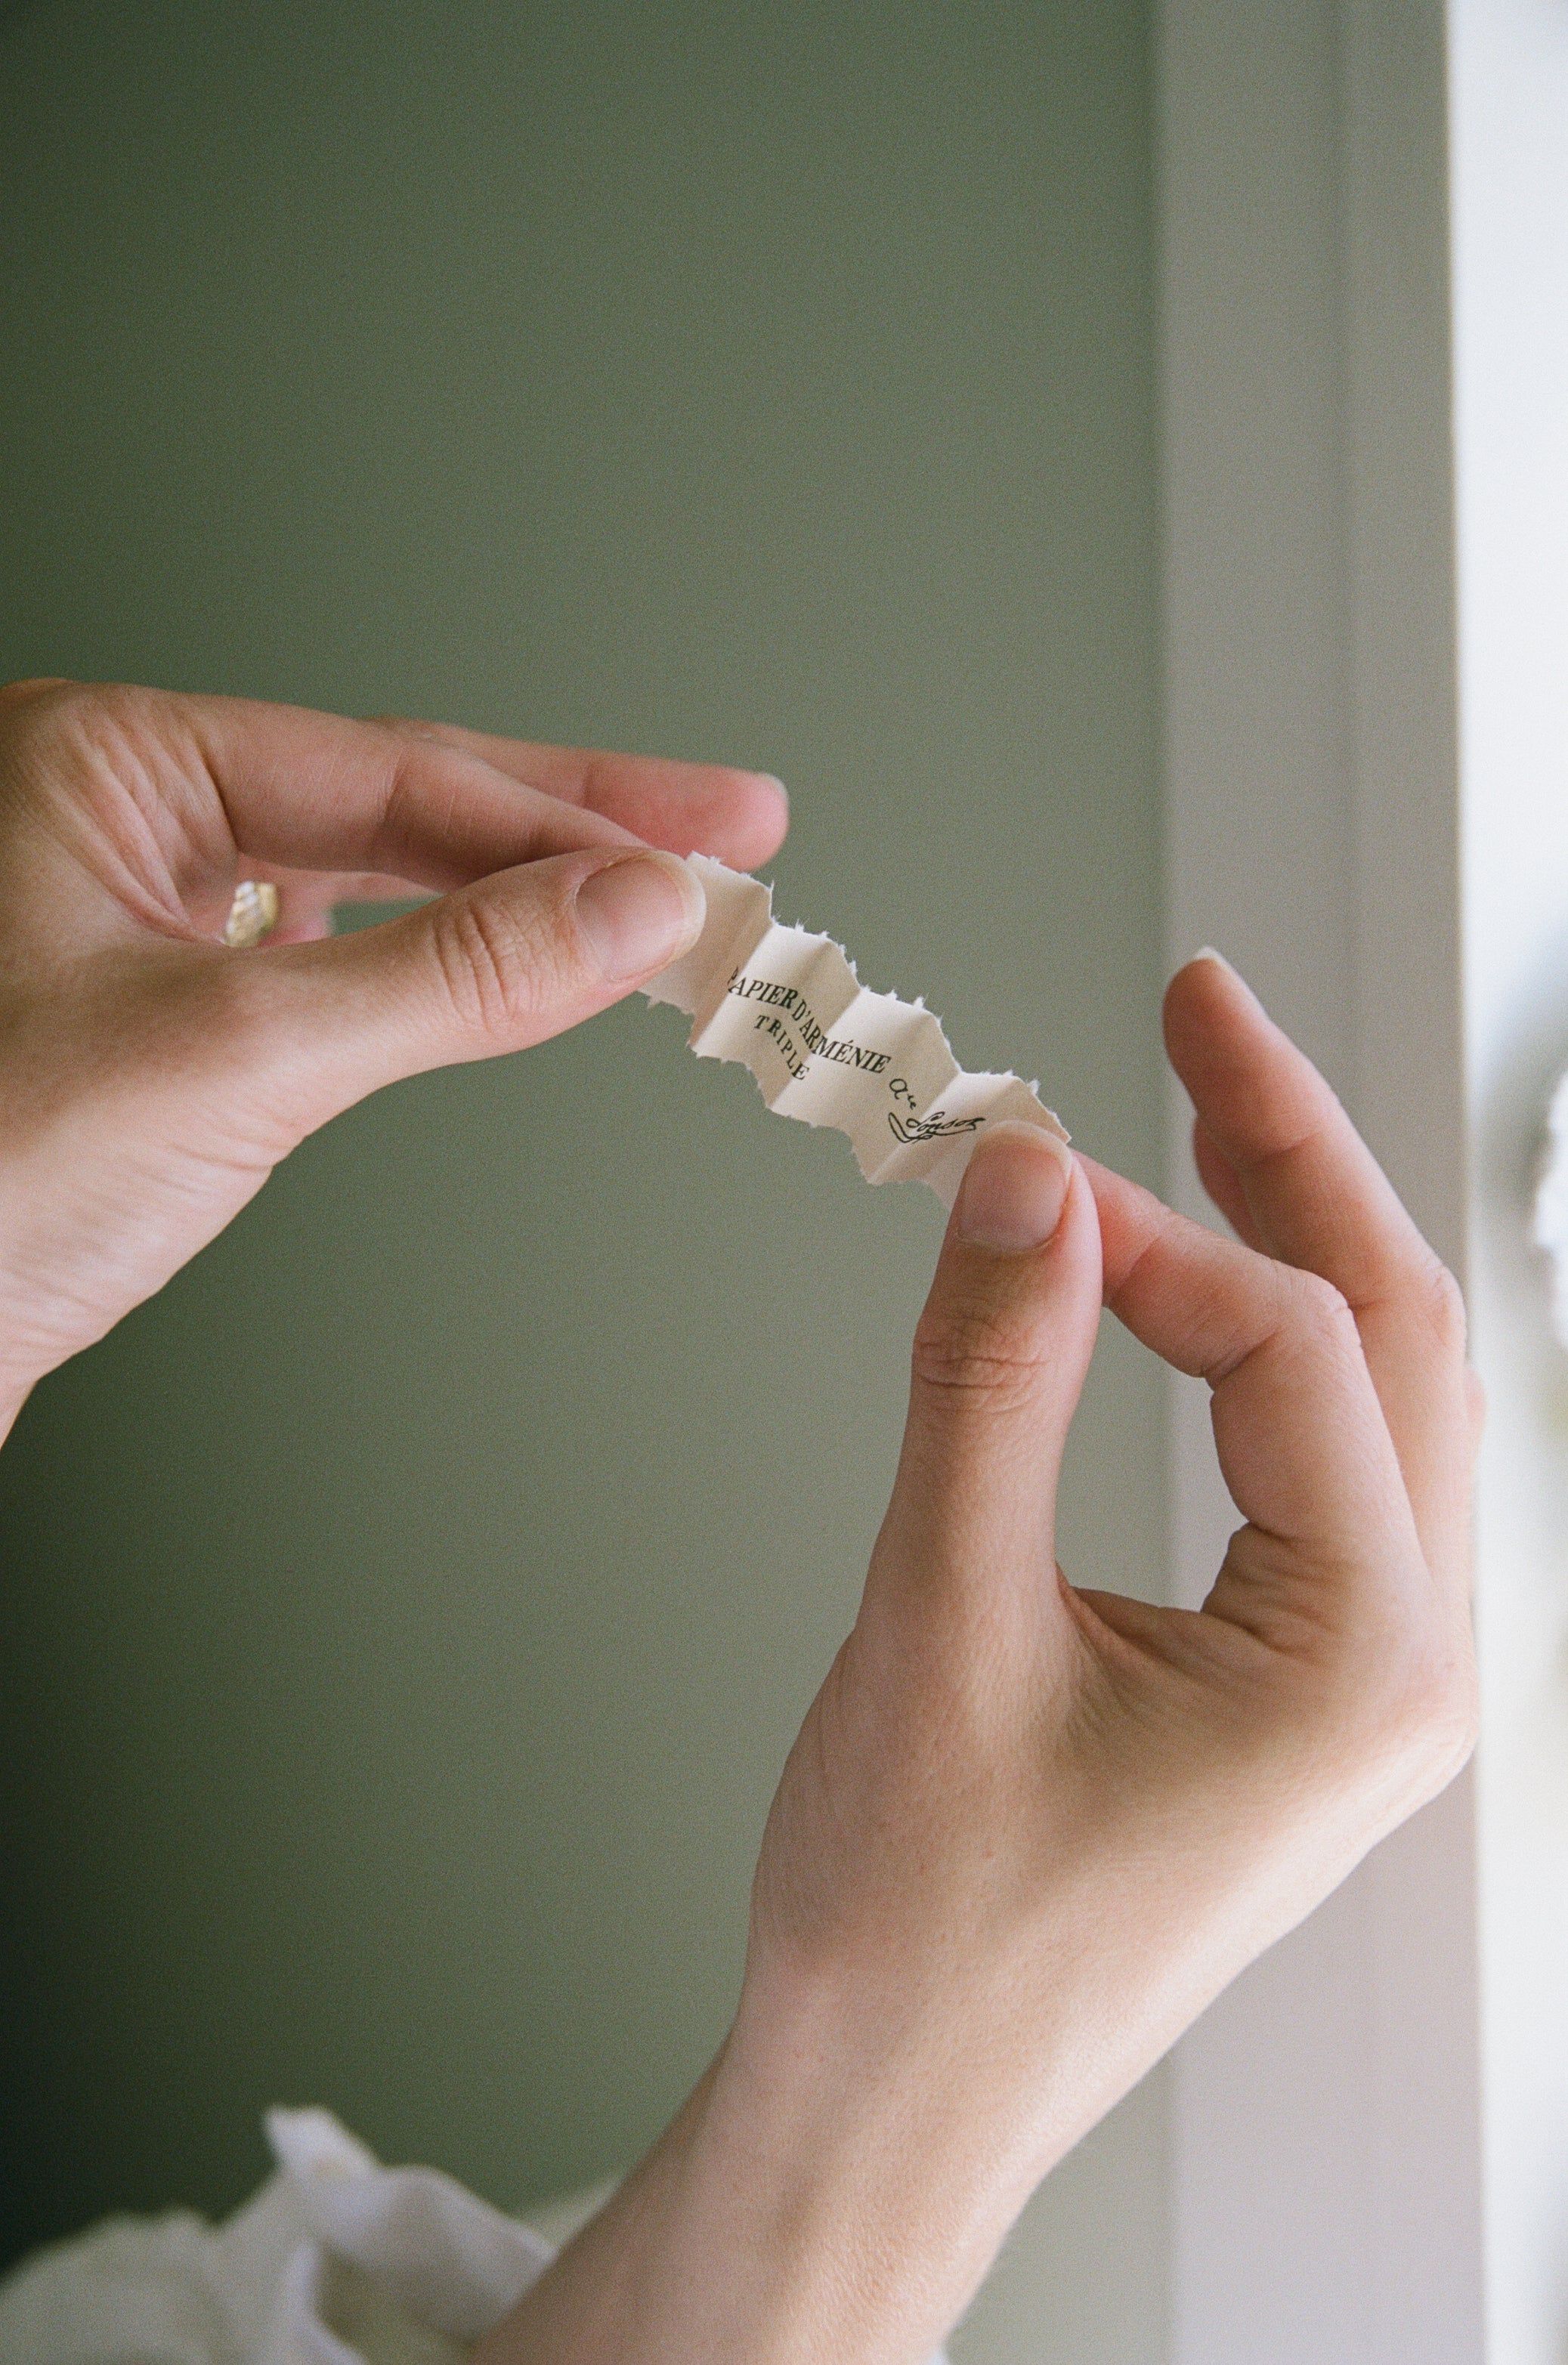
left=1534, top=1068, right=1568, bottom=1346
left=645, top=858, right=1067, bottom=1203
left=0, top=2109, right=552, bottom=2365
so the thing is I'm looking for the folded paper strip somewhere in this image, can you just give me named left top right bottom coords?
left=645, top=858, right=1067, bottom=1205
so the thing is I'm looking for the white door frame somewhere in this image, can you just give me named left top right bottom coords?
left=1157, top=1, right=1568, bottom=2355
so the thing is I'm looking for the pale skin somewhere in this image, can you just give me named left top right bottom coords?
left=0, top=679, right=1479, bottom=2363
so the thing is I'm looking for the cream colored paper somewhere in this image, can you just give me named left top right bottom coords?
left=645, top=858, right=1067, bottom=1205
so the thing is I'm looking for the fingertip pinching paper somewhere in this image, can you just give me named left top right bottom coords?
left=645, top=858, right=1067, bottom=1206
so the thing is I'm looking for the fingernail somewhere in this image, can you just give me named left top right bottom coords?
left=1186, top=945, right=1263, bottom=1006
left=956, top=1123, right=1074, bottom=1253
left=574, top=853, right=706, bottom=982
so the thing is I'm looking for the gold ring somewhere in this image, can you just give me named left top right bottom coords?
left=223, top=880, right=280, bottom=949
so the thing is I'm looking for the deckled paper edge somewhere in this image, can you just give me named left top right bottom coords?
left=643, top=858, right=1067, bottom=1204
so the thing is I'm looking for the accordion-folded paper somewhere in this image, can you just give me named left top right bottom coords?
left=645, top=858, right=1067, bottom=1207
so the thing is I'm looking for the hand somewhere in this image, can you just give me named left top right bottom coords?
left=0, top=679, right=786, bottom=1433
left=484, top=952, right=1477, bottom=2364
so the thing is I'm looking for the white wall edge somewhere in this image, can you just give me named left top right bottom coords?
left=1158, top=2, right=1483, bottom=2356
left=1449, top=2, right=1568, bottom=2358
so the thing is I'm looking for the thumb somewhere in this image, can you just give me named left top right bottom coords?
left=869, top=1124, right=1103, bottom=1634
left=244, top=845, right=706, bottom=1135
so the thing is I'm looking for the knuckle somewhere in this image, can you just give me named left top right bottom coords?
left=910, top=1302, right=1050, bottom=1415
left=363, top=712, right=446, bottom=747
left=1391, top=1639, right=1480, bottom=1788
left=1319, top=1621, right=1479, bottom=1802
left=1415, top=1255, right=1469, bottom=1357
left=0, top=676, right=101, bottom=756
left=374, top=741, right=473, bottom=873
left=363, top=710, right=441, bottom=734
left=1293, top=1268, right=1354, bottom=1332
left=428, top=889, right=567, bottom=1037
left=8, top=680, right=171, bottom=781
left=1281, top=1269, right=1362, bottom=1368
left=0, top=675, right=74, bottom=717
left=54, top=679, right=156, bottom=739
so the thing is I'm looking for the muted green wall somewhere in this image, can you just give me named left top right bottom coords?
left=0, top=3, right=1165, bottom=2354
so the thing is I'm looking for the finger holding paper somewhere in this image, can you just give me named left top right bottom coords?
left=0, top=680, right=786, bottom=1426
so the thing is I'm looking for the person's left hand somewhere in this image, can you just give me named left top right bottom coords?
left=0, top=679, right=787, bottom=1431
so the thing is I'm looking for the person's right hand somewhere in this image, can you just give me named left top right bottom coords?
left=485, top=951, right=1479, bottom=2365
left=0, top=679, right=787, bottom=1436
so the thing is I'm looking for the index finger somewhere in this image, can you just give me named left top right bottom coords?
left=369, top=716, right=789, bottom=870
left=1082, top=1155, right=1427, bottom=1628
